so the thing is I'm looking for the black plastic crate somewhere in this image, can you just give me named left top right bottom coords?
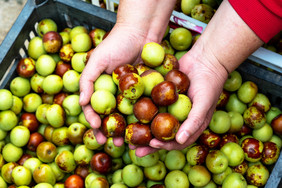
left=237, top=61, right=282, bottom=110
left=0, top=0, right=281, bottom=187
left=237, top=62, right=282, bottom=188
left=0, top=0, right=116, bottom=88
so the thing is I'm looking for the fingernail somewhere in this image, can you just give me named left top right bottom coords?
left=154, top=144, right=163, bottom=148
left=79, top=92, right=84, bottom=103
left=177, top=131, right=190, bottom=144
left=150, top=140, right=164, bottom=148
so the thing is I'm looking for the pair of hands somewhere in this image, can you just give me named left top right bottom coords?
left=79, top=25, right=228, bottom=157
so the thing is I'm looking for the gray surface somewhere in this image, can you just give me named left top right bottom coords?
left=265, top=152, right=282, bottom=188
left=0, top=0, right=27, bottom=45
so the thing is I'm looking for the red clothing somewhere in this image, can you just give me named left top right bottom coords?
left=229, top=0, right=282, bottom=43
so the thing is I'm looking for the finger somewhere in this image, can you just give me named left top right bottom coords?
left=93, top=129, right=108, bottom=145
left=135, top=146, right=159, bottom=157
left=149, top=138, right=184, bottom=150
left=113, top=137, right=125, bottom=147
left=176, top=101, right=214, bottom=145
left=180, top=124, right=210, bottom=146
left=82, top=105, right=101, bottom=129
left=150, top=125, right=208, bottom=151
left=149, top=139, right=174, bottom=150
left=79, top=54, right=106, bottom=106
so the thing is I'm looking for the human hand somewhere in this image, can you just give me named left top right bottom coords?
left=133, top=47, right=229, bottom=157
left=79, top=25, right=150, bottom=146
left=125, top=0, right=264, bottom=157
left=79, top=17, right=171, bottom=147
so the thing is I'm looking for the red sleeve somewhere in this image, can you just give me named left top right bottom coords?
left=228, top=0, right=282, bottom=43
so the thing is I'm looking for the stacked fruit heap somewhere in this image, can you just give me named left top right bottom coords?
left=91, top=41, right=192, bottom=146
left=0, top=17, right=281, bottom=188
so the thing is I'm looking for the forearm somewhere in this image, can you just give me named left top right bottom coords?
left=191, top=0, right=264, bottom=73
left=116, top=0, right=177, bottom=43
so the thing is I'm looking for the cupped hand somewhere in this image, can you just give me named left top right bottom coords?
left=134, top=48, right=229, bottom=157
left=79, top=25, right=151, bottom=146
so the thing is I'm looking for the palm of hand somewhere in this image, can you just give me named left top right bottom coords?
left=79, top=28, right=147, bottom=146
left=80, top=30, right=228, bottom=157
left=134, top=52, right=228, bottom=157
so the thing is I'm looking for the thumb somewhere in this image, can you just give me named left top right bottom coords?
left=176, top=100, right=214, bottom=145
left=79, top=54, right=106, bottom=106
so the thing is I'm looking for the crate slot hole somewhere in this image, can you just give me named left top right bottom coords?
left=24, top=39, right=30, bottom=50
left=64, top=14, right=73, bottom=28
left=0, top=59, right=16, bottom=87
left=29, top=30, right=36, bottom=39
left=34, top=22, right=38, bottom=34
left=19, top=48, right=27, bottom=58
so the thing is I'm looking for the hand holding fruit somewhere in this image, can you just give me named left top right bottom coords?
left=142, top=42, right=229, bottom=155
left=80, top=0, right=179, bottom=153
left=80, top=0, right=263, bottom=157
left=79, top=24, right=159, bottom=146
left=81, top=36, right=229, bottom=159
left=80, top=23, right=230, bottom=158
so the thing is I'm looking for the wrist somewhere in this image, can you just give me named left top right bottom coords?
left=194, top=0, right=263, bottom=73
left=116, top=0, right=176, bottom=44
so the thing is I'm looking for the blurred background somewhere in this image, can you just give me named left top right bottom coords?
left=0, top=0, right=27, bottom=44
